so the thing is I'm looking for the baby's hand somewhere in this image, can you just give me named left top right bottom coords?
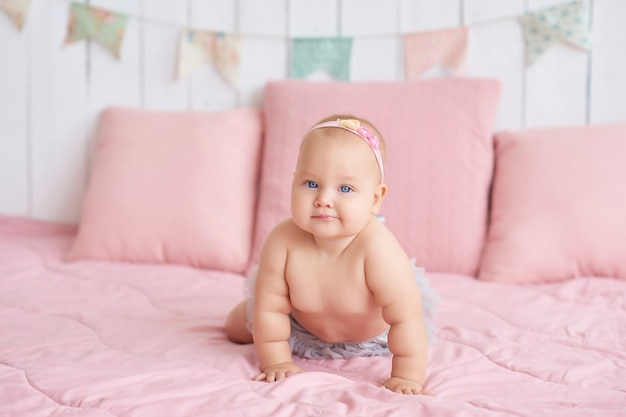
left=382, top=377, right=431, bottom=395
left=253, top=362, right=303, bottom=383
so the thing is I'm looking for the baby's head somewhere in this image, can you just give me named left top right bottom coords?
left=299, top=114, right=386, bottom=183
left=290, top=114, right=388, bottom=237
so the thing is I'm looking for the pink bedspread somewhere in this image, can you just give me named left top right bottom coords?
left=1, top=216, right=625, bottom=416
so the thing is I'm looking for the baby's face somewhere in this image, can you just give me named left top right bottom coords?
left=291, top=129, right=384, bottom=240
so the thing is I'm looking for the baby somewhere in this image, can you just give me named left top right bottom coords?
left=225, top=115, right=432, bottom=395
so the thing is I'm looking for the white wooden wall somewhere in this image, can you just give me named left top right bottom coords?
left=1, top=0, right=625, bottom=223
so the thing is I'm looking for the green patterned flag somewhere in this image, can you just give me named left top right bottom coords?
left=291, top=38, right=353, bottom=80
left=518, top=0, right=591, bottom=66
left=65, top=2, right=129, bottom=60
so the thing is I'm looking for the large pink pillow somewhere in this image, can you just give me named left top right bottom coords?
left=252, top=79, right=501, bottom=275
left=479, top=123, right=626, bottom=284
left=66, top=106, right=263, bottom=274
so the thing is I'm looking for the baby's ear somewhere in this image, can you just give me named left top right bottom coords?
left=371, top=183, right=387, bottom=214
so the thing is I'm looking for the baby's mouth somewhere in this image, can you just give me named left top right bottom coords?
left=312, top=214, right=337, bottom=220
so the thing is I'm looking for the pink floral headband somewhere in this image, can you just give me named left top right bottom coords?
left=307, top=119, right=384, bottom=181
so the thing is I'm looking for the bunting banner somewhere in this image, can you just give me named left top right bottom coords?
left=0, top=0, right=32, bottom=30
left=41, top=0, right=592, bottom=87
left=177, top=29, right=241, bottom=89
left=65, top=2, right=128, bottom=60
left=291, top=38, right=353, bottom=81
left=404, top=26, right=468, bottom=79
left=518, top=0, right=591, bottom=66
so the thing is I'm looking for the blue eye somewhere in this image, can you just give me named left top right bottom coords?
left=305, top=180, right=318, bottom=189
left=340, top=185, right=353, bottom=193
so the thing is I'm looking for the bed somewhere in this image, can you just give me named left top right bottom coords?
left=1, top=79, right=625, bottom=416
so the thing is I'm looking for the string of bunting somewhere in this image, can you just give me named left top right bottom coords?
left=1, top=0, right=592, bottom=90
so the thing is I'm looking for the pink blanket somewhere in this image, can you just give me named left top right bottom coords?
left=1, top=216, right=624, bottom=416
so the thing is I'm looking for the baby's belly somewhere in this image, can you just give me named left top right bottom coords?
left=291, top=310, right=389, bottom=343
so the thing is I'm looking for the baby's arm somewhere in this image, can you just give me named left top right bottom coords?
left=366, top=232, right=429, bottom=394
left=252, top=223, right=302, bottom=382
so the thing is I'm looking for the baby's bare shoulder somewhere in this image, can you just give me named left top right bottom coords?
left=271, top=218, right=308, bottom=239
left=264, top=219, right=311, bottom=251
left=360, top=218, right=400, bottom=247
left=360, top=219, right=409, bottom=264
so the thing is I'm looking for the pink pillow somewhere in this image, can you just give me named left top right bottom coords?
left=252, top=79, right=501, bottom=275
left=66, top=106, right=263, bottom=274
left=479, top=123, right=626, bottom=284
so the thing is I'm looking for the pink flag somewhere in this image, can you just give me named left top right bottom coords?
left=0, top=0, right=32, bottom=30
left=404, top=26, right=468, bottom=79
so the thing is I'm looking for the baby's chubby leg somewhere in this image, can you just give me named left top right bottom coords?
left=225, top=300, right=253, bottom=344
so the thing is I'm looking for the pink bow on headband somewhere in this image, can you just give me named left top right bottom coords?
left=356, top=126, right=380, bottom=151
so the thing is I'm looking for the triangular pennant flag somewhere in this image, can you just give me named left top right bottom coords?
left=291, top=38, right=353, bottom=81
left=177, top=29, right=241, bottom=89
left=0, top=0, right=32, bottom=30
left=404, top=26, right=468, bottom=79
left=518, top=0, right=591, bottom=66
left=65, top=2, right=128, bottom=60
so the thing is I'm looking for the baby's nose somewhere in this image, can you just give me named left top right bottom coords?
left=314, top=190, right=334, bottom=207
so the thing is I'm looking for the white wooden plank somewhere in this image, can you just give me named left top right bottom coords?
left=96, top=0, right=188, bottom=111
left=141, top=1, right=189, bottom=110
left=289, top=0, right=338, bottom=37
left=239, top=38, right=287, bottom=107
left=88, top=18, right=142, bottom=110
left=524, top=0, right=590, bottom=127
left=188, top=65, right=238, bottom=110
left=29, top=0, right=90, bottom=222
left=142, top=0, right=187, bottom=27
left=239, top=0, right=286, bottom=36
left=351, top=37, right=399, bottom=81
left=142, top=22, right=189, bottom=110
left=400, top=0, right=460, bottom=32
left=465, top=2, right=525, bottom=130
left=191, top=0, right=236, bottom=32
left=0, top=15, right=29, bottom=216
left=187, top=0, right=238, bottom=110
left=464, top=0, right=524, bottom=23
left=525, top=46, right=588, bottom=127
left=342, top=0, right=397, bottom=36
left=590, top=0, right=626, bottom=124
left=342, top=0, right=399, bottom=80
left=237, top=0, right=287, bottom=108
